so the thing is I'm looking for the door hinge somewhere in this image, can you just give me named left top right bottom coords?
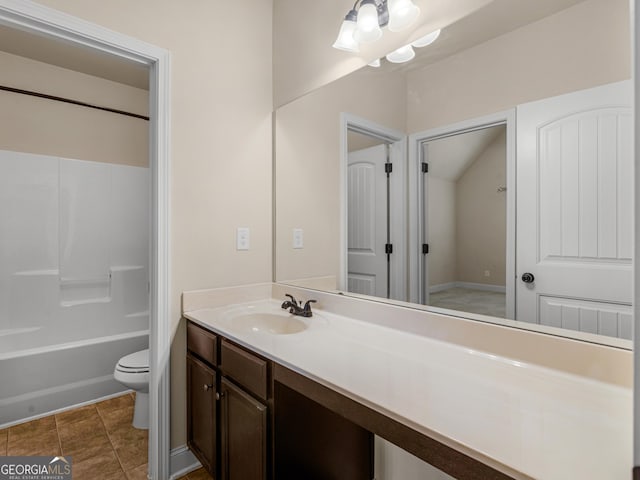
left=422, top=243, right=429, bottom=254
left=385, top=162, right=393, bottom=174
left=385, top=243, right=393, bottom=254
left=422, top=162, right=429, bottom=173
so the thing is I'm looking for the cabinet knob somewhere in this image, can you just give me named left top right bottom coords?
left=203, top=384, right=213, bottom=392
left=216, top=392, right=225, bottom=401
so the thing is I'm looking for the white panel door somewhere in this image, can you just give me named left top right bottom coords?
left=516, top=80, right=633, bottom=339
left=347, top=144, right=388, bottom=297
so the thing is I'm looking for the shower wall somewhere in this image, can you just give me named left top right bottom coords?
left=0, top=149, right=149, bottom=426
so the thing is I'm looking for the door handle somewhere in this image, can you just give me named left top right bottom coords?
left=521, top=272, right=535, bottom=283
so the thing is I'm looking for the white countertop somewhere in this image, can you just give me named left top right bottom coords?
left=184, top=299, right=632, bottom=479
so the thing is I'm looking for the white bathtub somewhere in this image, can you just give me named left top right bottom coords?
left=0, top=327, right=148, bottom=428
left=0, top=267, right=150, bottom=428
left=0, top=151, right=151, bottom=428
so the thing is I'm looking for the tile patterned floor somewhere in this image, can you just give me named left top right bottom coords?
left=0, top=393, right=148, bottom=480
left=176, top=467, right=213, bottom=480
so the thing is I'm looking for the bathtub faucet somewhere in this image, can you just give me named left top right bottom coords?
left=281, top=294, right=316, bottom=317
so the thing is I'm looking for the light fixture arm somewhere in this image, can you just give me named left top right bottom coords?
left=333, top=0, right=426, bottom=59
left=350, top=0, right=389, bottom=27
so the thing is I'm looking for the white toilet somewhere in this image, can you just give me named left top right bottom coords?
left=114, top=349, right=149, bottom=429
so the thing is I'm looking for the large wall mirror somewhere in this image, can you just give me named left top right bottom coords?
left=274, top=0, right=632, bottom=348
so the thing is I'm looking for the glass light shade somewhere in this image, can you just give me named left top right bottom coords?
left=368, top=58, right=381, bottom=67
left=386, top=44, right=415, bottom=63
left=355, top=1, right=383, bottom=43
left=332, top=18, right=360, bottom=52
left=387, top=0, right=420, bottom=32
left=412, top=29, right=441, bottom=48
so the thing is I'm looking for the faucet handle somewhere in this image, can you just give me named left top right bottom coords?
left=302, top=299, right=317, bottom=316
left=285, top=294, right=299, bottom=306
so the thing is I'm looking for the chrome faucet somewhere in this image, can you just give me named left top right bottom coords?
left=281, top=294, right=316, bottom=317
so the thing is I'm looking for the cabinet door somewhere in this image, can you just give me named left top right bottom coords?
left=187, top=355, right=217, bottom=474
left=220, top=377, right=267, bottom=480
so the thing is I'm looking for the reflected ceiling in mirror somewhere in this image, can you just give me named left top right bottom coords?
left=274, top=0, right=632, bottom=348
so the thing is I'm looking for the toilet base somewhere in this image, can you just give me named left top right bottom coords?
left=132, top=391, right=149, bottom=430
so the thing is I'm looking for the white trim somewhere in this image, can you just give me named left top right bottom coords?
left=339, top=113, right=408, bottom=301
left=0, top=2, right=171, bottom=478
left=428, top=282, right=457, bottom=294
left=430, top=282, right=507, bottom=294
left=633, top=0, right=639, bottom=468
left=169, top=446, right=201, bottom=480
left=408, top=109, right=516, bottom=320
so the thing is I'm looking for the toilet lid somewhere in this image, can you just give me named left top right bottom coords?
left=117, top=349, right=149, bottom=373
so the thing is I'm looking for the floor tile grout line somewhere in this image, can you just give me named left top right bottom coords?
left=95, top=401, right=128, bottom=476
left=53, top=414, right=63, bottom=457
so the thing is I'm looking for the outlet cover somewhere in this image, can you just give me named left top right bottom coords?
left=237, top=227, right=250, bottom=250
left=293, top=228, right=303, bottom=249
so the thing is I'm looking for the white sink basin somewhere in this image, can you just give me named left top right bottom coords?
left=227, top=312, right=308, bottom=335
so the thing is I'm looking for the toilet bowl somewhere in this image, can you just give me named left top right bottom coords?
left=114, top=349, right=149, bottom=429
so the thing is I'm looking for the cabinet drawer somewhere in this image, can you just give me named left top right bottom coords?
left=221, top=340, right=268, bottom=401
left=187, top=321, right=217, bottom=366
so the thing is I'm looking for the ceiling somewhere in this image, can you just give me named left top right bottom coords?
left=0, top=0, right=587, bottom=94
left=427, top=125, right=504, bottom=182
left=0, top=23, right=149, bottom=90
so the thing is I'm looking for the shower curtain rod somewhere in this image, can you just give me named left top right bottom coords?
left=0, top=84, right=150, bottom=121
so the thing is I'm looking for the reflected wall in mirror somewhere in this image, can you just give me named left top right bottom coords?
left=274, top=0, right=632, bottom=346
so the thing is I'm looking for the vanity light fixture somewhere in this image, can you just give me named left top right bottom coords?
left=386, top=44, right=415, bottom=63
left=332, top=0, right=420, bottom=52
left=387, top=0, right=421, bottom=32
left=411, top=28, right=441, bottom=47
left=332, top=9, right=360, bottom=52
left=375, top=29, right=440, bottom=66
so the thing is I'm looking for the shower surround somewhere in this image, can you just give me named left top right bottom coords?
left=0, top=150, right=149, bottom=427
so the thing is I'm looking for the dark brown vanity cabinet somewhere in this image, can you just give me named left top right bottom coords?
left=220, top=377, right=267, bottom=480
left=187, top=321, right=268, bottom=480
left=187, top=322, right=218, bottom=473
left=186, top=319, right=373, bottom=480
left=219, top=338, right=269, bottom=480
left=187, top=355, right=217, bottom=473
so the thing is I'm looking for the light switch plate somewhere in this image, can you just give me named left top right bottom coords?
left=293, top=228, right=303, bottom=249
left=237, top=227, right=250, bottom=250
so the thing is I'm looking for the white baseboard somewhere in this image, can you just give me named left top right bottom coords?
left=428, top=282, right=457, bottom=294
left=169, top=445, right=201, bottom=480
left=430, top=281, right=506, bottom=294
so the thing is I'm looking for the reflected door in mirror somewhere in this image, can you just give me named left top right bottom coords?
left=516, top=80, right=633, bottom=339
left=347, top=144, right=389, bottom=297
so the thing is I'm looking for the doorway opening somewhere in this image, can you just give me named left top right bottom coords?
left=0, top=2, right=171, bottom=478
left=421, top=125, right=507, bottom=318
left=409, top=110, right=516, bottom=319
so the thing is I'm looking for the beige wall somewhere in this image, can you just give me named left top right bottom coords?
left=275, top=67, right=406, bottom=284
left=456, top=130, right=506, bottom=286
left=406, top=0, right=630, bottom=133
left=426, top=176, right=456, bottom=287
left=31, top=0, right=273, bottom=449
left=0, top=50, right=148, bottom=167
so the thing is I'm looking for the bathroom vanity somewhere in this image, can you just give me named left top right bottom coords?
left=183, top=284, right=633, bottom=480
left=186, top=319, right=373, bottom=480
